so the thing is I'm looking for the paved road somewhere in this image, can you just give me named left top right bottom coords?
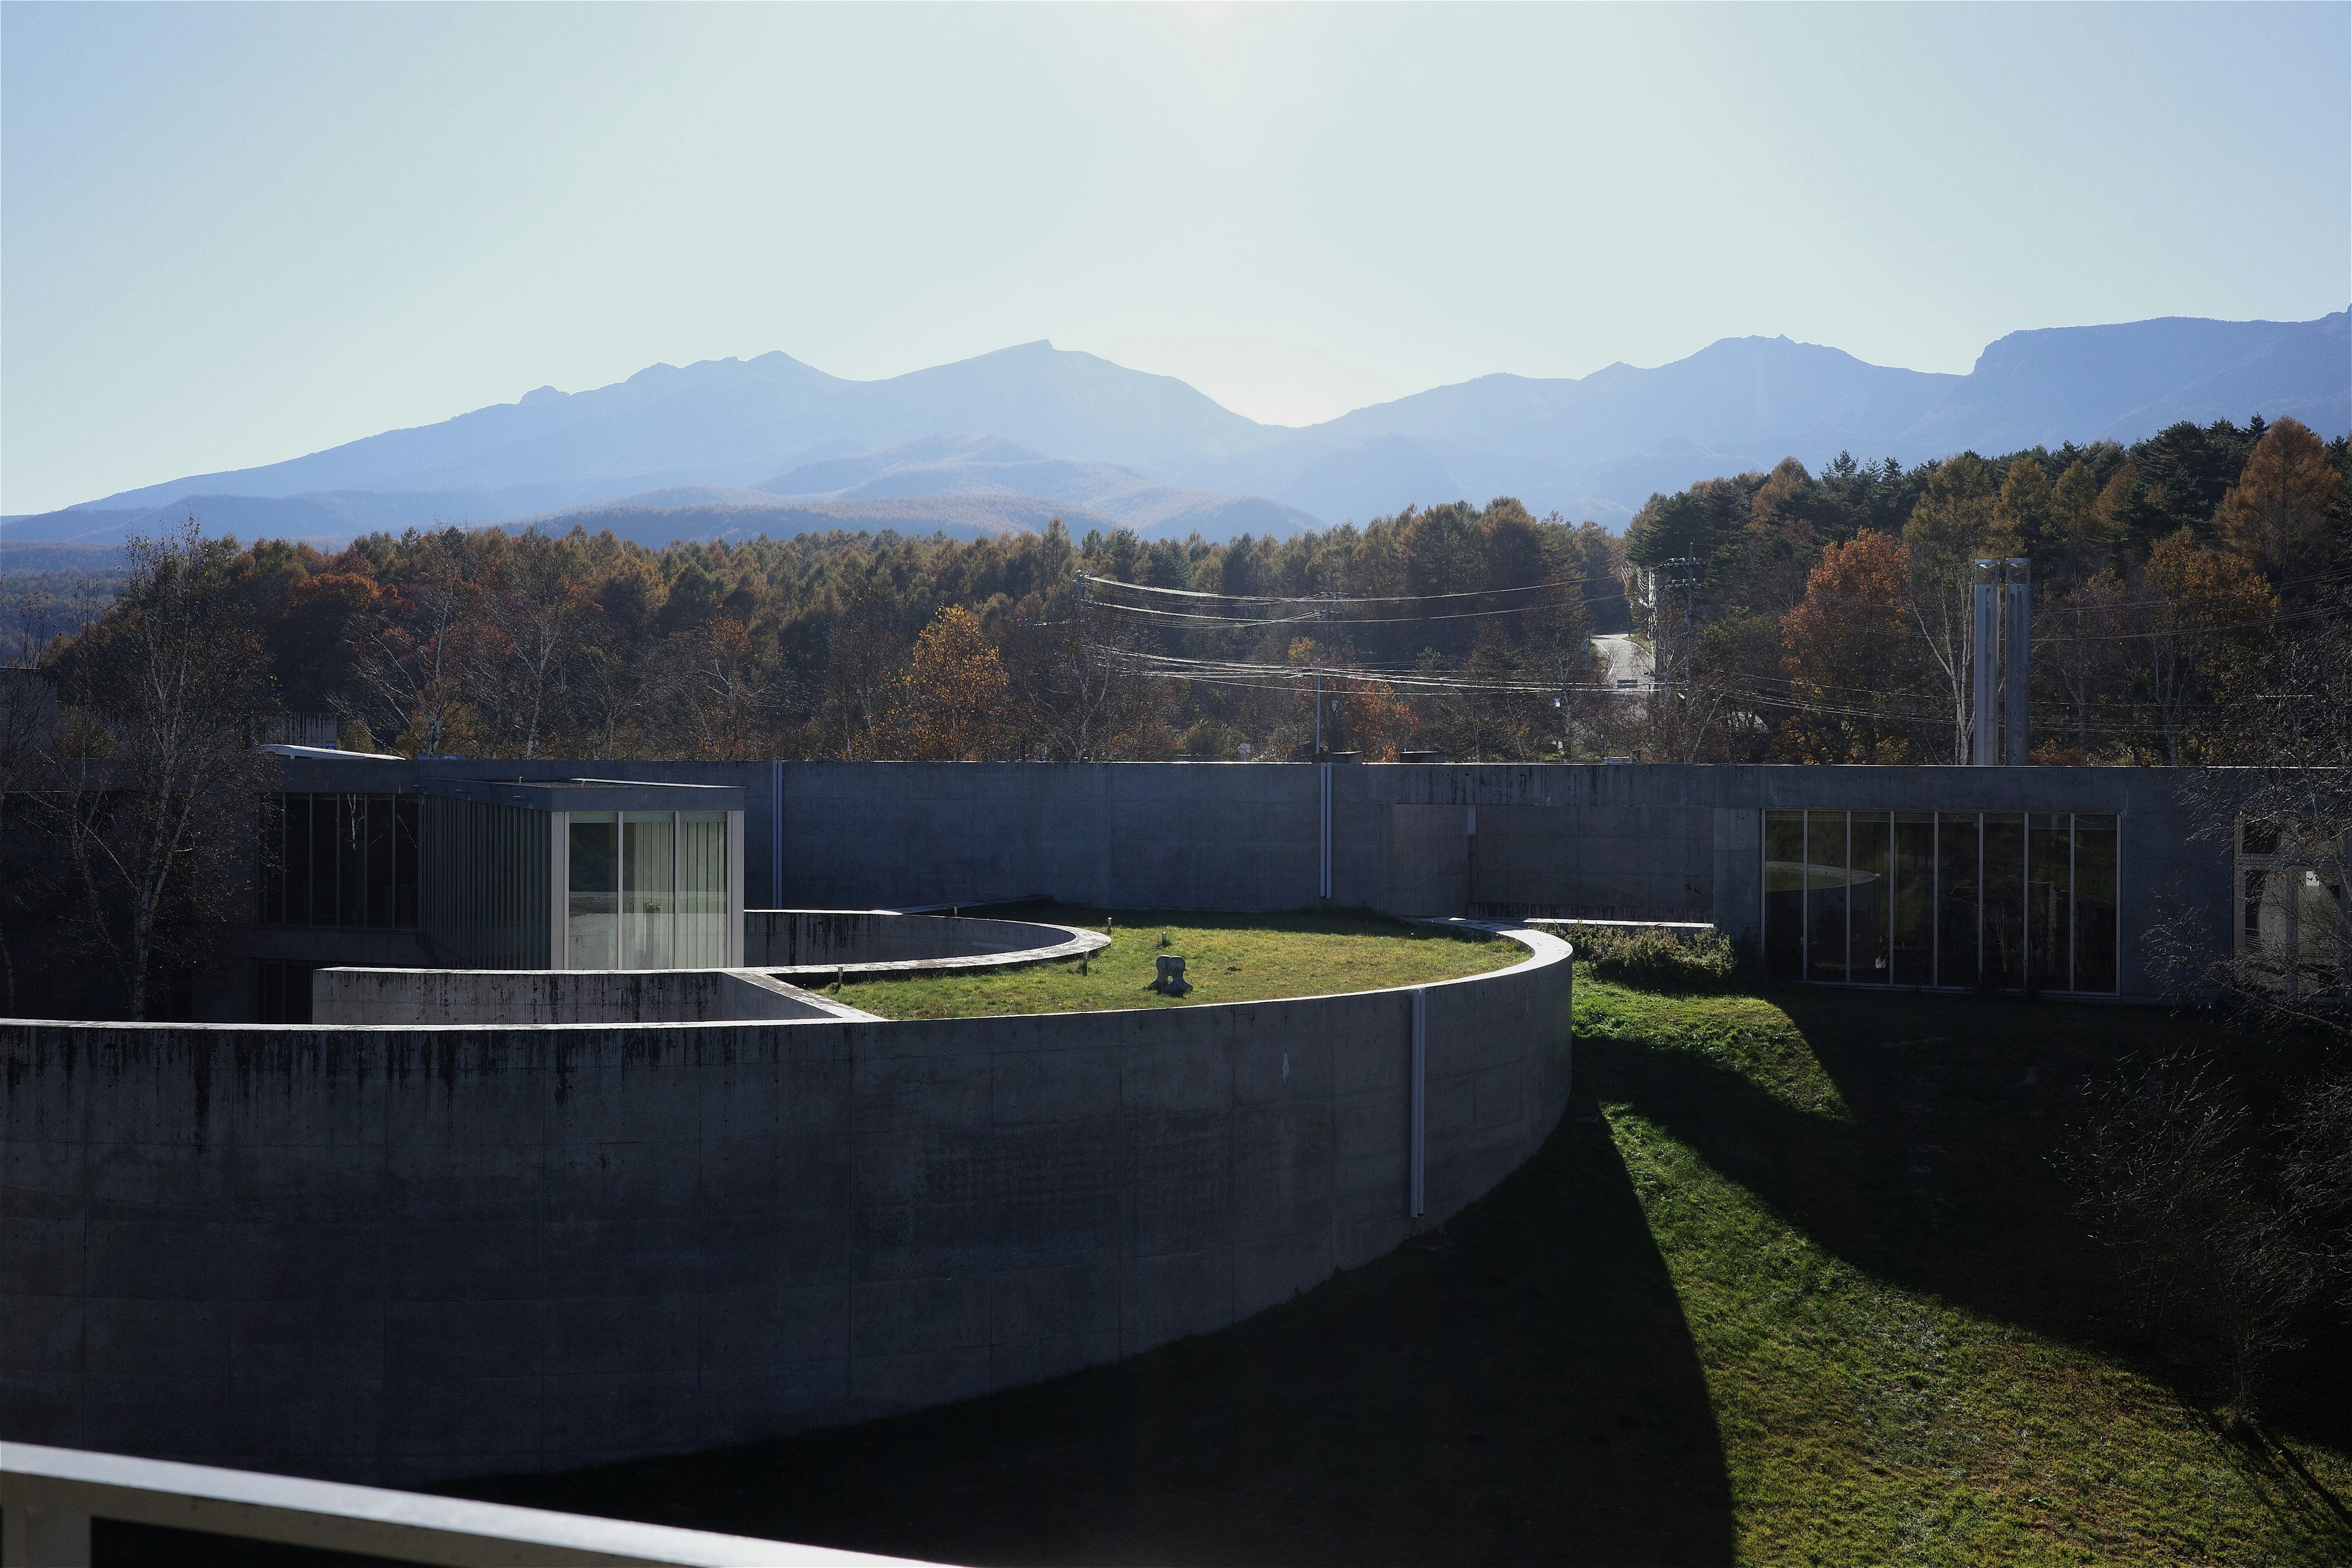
left=1589, top=633, right=1652, bottom=692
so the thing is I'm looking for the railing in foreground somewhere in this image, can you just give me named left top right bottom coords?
left=0, top=1442, right=940, bottom=1568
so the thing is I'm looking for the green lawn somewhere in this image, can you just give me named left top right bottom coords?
left=831, top=906, right=1523, bottom=1019
left=146, top=971, right=2348, bottom=1567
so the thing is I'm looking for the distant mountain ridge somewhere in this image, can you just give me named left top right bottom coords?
left=5, top=310, right=2342, bottom=552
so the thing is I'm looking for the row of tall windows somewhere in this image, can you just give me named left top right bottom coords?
left=565, top=810, right=729, bottom=970
left=1763, top=810, right=2117, bottom=993
left=258, top=793, right=419, bottom=929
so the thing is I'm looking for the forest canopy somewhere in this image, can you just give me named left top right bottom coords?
left=12, top=412, right=2346, bottom=769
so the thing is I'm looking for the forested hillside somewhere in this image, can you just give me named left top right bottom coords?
left=12, top=414, right=2344, bottom=769
left=1623, top=415, right=2348, bottom=764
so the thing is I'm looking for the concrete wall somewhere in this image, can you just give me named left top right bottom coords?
left=743, top=911, right=1106, bottom=974
left=311, top=968, right=856, bottom=1027
left=257, top=756, right=2224, bottom=1001
left=0, top=926, right=1570, bottom=1485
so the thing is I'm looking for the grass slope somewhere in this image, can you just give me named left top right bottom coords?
left=1583, top=982, right=2351, bottom=1564
left=837, top=908, right=1520, bottom=1020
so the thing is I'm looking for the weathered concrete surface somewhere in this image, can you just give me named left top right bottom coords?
left=0, top=927, right=1570, bottom=1486
left=311, top=968, right=869, bottom=1026
left=250, top=756, right=2223, bottom=1003
left=744, top=911, right=1108, bottom=978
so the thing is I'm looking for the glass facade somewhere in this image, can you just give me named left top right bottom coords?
left=1763, top=809, right=2119, bottom=993
left=259, top=793, right=418, bottom=928
left=566, top=810, right=729, bottom=970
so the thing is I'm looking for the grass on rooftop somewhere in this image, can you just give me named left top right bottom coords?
left=830, top=905, right=1523, bottom=1020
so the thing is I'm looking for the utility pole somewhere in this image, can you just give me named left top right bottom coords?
left=1311, top=587, right=1336, bottom=757
left=1662, top=554, right=1700, bottom=713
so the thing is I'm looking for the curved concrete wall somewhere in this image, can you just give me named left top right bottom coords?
left=0, top=927, right=1570, bottom=1487
left=744, top=910, right=1106, bottom=976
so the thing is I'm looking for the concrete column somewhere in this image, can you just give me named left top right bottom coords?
left=1971, top=564, right=1999, bottom=766
left=2003, top=560, right=2032, bottom=765
left=1409, top=987, right=1427, bottom=1218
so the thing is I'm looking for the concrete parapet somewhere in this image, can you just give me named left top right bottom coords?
left=0, top=925, right=1570, bottom=1486
left=744, top=910, right=1108, bottom=978
left=311, top=967, right=870, bottom=1026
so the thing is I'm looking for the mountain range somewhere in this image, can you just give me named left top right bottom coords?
left=6, top=309, right=2343, bottom=555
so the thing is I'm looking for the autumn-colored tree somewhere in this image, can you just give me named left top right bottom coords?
left=350, top=530, right=478, bottom=756
left=1989, top=454, right=2051, bottom=557
left=1902, top=454, right=1997, bottom=762
left=2213, top=417, right=2344, bottom=597
left=2046, top=456, right=2116, bottom=573
left=1776, top=530, right=1919, bottom=763
left=40, top=521, right=276, bottom=1018
left=2040, top=568, right=2130, bottom=761
left=2139, top=531, right=2277, bottom=763
left=886, top=606, right=1011, bottom=760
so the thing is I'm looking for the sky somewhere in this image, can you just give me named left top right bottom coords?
left=3, top=2, right=2346, bottom=516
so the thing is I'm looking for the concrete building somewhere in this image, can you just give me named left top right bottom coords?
left=2, top=748, right=2294, bottom=1484
left=225, top=752, right=2233, bottom=1018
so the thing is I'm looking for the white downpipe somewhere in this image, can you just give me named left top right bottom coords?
left=1409, top=986, right=1427, bottom=1218
left=1319, top=762, right=1333, bottom=900
left=771, top=759, right=785, bottom=907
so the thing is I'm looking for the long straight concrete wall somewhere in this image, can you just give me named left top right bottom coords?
left=758, top=763, right=2216, bottom=999
left=258, top=756, right=2223, bottom=1003
left=0, top=927, right=1570, bottom=1486
left=311, top=967, right=857, bottom=1026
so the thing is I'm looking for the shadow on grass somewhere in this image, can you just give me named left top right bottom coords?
left=1580, top=982, right=2352, bottom=1464
left=429, top=1111, right=1735, bottom=1568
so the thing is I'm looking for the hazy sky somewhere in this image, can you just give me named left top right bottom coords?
left=4, top=2, right=2346, bottom=515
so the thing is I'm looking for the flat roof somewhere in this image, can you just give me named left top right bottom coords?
left=422, top=777, right=746, bottom=813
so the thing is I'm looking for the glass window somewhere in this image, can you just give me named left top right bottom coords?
left=338, top=794, right=368, bottom=927
left=284, top=794, right=314, bottom=925
left=621, top=812, right=676, bottom=969
left=394, top=796, right=419, bottom=928
left=1937, top=813, right=1979, bottom=988
left=1981, top=813, right=2026, bottom=992
left=2075, top=815, right=2117, bottom=993
left=568, top=813, right=619, bottom=970
left=678, top=811, right=730, bottom=968
left=309, top=794, right=337, bottom=928
left=1850, top=812, right=1890, bottom=984
left=1764, top=809, right=1804, bottom=979
left=1807, top=811, right=1849, bottom=983
left=1891, top=813, right=1936, bottom=986
left=259, top=796, right=286, bottom=925
left=261, top=792, right=420, bottom=930
left=2027, top=812, right=2071, bottom=993
left=1761, top=805, right=2120, bottom=995
left=367, top=796, right=396, bottom=928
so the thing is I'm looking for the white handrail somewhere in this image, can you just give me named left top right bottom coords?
left=0, top=1442, right=941, bottom=1568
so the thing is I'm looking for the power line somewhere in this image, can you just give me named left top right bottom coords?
left=1084, top=597, right=1594, bottom=628
left=1076, top=569, right=1620, bottom=607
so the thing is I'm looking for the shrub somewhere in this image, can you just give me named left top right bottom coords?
left=1559, top=923, right=1746, bottom=990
